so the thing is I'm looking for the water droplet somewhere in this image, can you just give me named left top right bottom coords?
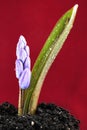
left=49, top=47, right=52, bottom=51
left=40, top=126, right=43, bottom=128
left=16, top=127, right=18, bottom=129
left=31, top=121, right=35, bottom=126
left=51, top=55, right=55, bottom=60
left=45, top=53, right=48, bottom=57
left=55, top=29, right=58, bottom=32
left=58, top=24, right=60, bottom=27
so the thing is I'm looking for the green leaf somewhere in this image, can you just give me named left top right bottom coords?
left=23, top=4, right=78, bottom=114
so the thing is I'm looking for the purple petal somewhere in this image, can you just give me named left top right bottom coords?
left=19, top=35, right=27, bottom=45
left=16, top=35, right=27, bottom=57
left=24, top=57, right=31, bottom=69
left=15, top=59, right=23, bottom=79
left=19, top=68, right=31, bottom=89
left=17, top=48, right=27, bottom=62
left=24, top=45, right=30, bottom=56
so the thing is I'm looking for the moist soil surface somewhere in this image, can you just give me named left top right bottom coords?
left=0, top=102, right=80, bottom=130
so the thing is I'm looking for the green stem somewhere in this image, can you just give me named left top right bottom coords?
left=23, top=4, right=78, bottom=115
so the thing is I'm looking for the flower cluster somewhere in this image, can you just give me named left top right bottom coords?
left=15, top=35, right=31, bottom=89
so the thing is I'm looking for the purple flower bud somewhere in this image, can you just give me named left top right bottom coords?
left=16, top=35, right=27, bottom=57
left=17, top=48, right=27, bottom=62
left=19, top=68, right=31, bottom=89
left=24, top=45, right=30, bottom=56
left=15, top=35, right=31, bottom=89
left=15, top=59, right=23, bottom=79
left=24, top=57, right=31, bottom=69
left=19, top=35, right=27, bottom=45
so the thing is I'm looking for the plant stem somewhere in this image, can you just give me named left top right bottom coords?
left=18, top=88, right=25, bottom=115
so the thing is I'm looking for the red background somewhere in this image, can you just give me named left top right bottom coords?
left=0, top=0, right=87, bottom=129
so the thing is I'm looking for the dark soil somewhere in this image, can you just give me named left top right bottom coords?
left=0, top=102, right=80, bottom=130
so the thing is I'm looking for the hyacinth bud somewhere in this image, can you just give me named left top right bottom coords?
left=19, top=68, right=31, bottom=89
left=15, top=59, right=23, bottom=79
left=15, top=35, right=31, bottom=89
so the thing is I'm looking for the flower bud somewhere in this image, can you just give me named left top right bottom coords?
left=15, top=59, right=23, bottom=79
left=15, top=35, right=31, bottom=89
left=19, top=68, right=31, bottom=89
